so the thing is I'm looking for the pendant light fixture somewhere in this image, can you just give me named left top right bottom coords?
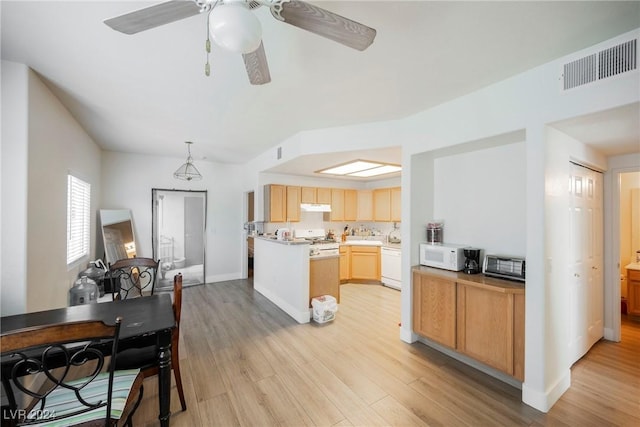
left=174, top=141, right=202, bottom=181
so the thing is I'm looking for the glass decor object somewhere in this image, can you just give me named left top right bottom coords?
left=174, top=141, right=202, bottom=181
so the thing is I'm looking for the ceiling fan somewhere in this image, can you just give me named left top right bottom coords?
left=104, top=0, right=377, bottom=85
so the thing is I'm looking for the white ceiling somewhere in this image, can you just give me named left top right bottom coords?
left=2, top=1, right=639, bottom=175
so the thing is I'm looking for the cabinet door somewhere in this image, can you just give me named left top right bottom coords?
left=317, top=187, right=332, bottom=204
left=391, top=187, right=401, bottom=222
left=331, top=189, right=345, bottom=222
left=350, top=246, right=380, bottom=280
left=628, top=270, right=640, bottom=317
left=339, top=246, right=350, bottom=281
left=412, top=271, right=456, bottom=348
left=344, top=189, right=357, bottom=221
left=357, top=190, right=373, bottom=221
left=301, top=187, right=316, bottom=204
left=268, top=185, right=286, bottom=222
left=286, top=186, right=301, bottom=222
left=373, top=188, right=391, bottom=221
left=310, top=257, right=340, bottom=304
left=457, top=283, right=514, bottom=375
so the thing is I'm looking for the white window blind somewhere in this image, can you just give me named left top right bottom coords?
left=67, top=174, right=91, bottom=265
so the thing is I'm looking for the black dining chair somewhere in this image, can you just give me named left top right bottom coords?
left=0, top=317, right=144, bottom=426
left=114, top=274, right=187, bottom=411
left=108, top=257, right=160, bottom=300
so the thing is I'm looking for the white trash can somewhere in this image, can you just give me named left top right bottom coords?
left=311, top=295, right=338, bottom=324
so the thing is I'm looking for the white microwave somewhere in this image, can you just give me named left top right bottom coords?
left=419, top=243, right=466, bottom=271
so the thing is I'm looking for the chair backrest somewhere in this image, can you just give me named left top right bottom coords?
left=108, top=257, right=159, bottom=300
left=173, top=273, right=183, bottom=327
left=0, top=318, right=123, bottom=426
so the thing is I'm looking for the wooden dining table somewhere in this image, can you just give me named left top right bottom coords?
left=1, top=294, right=176, bottom=427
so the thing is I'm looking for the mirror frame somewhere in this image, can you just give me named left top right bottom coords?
left=151, top=189, right=207, bottom=290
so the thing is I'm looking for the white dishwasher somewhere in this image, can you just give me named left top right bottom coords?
left=381, top=247, right=402, bottom=290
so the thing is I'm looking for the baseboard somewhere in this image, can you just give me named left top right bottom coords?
left=253, top=281, right=311, bottom=324
left=205, top=272, right=242, bottom=284
left=522, top=369, right=571, bottom=413
left=416, top=336, right=522, bottom=389
left=399, top=327, right=417, bottom=343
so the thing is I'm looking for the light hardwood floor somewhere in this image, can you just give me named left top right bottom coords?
left=132, top=280, right=640, bottom=426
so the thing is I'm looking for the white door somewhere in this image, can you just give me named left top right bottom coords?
left=568, top=163, right=604, bottom=365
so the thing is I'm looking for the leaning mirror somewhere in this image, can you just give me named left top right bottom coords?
left=100, top=209, right=137, bottom=265
left=152, top=189, right=206, bottom=291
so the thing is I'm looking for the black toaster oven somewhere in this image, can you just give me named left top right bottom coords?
left=483, top=255, right=526, bottom=282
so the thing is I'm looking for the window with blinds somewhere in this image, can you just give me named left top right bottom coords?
left=67, top=174, right=91, bottom=265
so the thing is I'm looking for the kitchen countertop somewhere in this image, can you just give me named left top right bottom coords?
left=413, top=265, right=525, bottom=294
left=256, top=236, right=310, bottom=245
left=625, top=262, right=640, bottom=271
left=310, top=255, right=340, bottom=261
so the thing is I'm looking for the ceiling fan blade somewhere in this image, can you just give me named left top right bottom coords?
left=277, top=0, right=376, bottom=51
left=243, top=41, right=271, bottom=85
left=104, top=0, right=202, bottom=35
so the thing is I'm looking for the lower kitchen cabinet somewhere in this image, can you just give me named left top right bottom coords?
left=350, top=246, right=380, bottom=281
left=310, top=257, right=340, bottom=304
left=412, top=266, right=525, bottom=381
left=339, top=246, right=350, bottom=281
left=412, top=271, right=456, bottom=348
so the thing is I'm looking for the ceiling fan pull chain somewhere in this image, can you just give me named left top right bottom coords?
left=204, top=8, right=213, bottom=77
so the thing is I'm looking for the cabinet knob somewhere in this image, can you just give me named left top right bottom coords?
left=574, top=273, right=580, bottom=278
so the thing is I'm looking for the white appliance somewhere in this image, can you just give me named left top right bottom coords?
left=381, top=247, right=402, bottom=290
left=419, top=243, right=466, bottom=271
left=294, top=229, right=340, bottom=259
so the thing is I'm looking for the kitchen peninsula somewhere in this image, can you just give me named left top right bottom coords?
left=254, top=236, right=311, bottom=323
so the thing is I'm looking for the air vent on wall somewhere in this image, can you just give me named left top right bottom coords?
left=562, top=38, right=637, bottom=91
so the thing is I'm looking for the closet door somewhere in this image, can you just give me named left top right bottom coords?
left=568, top=163, right=603, bottom=365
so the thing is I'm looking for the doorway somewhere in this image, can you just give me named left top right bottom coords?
left=619, top=171, right=640, bottom=323
left=152, top=189, right=207, bottom=289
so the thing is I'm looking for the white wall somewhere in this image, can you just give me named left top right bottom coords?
left=433, top=141, right=526, bottom=255
left=1, top=61, right=29, bottom=315
left=101, top=151, right=244, bottom=284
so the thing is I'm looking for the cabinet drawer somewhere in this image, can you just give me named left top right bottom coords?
left=350, top=246, right=379, bottom=253
left=628, top=269, right=640, bottom=281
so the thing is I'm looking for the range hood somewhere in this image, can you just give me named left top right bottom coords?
left=300, top=203, right=332, bottom=212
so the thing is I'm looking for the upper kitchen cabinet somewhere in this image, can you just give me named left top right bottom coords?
left=265, top=184, right=286, bottom=222
left=264, top=184, right=300, bottom=222
left=301, top=187, right=316, bottom=204
left=357, top=190, right=373, bottom=221
left=301, top=187, right=332, bottom=204
left=317, top=188, right=332, bottom=204
left=286, top=186, right=301, bottom=222
left=373, top=187, right=401, bottom=222
left=330, top=189, right=345, bottom=221
left=344, top=189, right=357, bottom=221
left=391, top=187, right=401, bottom=222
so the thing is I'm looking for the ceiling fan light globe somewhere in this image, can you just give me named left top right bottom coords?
left=209, top=3, right=262, bottom=54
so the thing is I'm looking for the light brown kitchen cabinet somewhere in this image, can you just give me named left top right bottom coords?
left=457, top=283, right=524, bottom=378
left=264, top=184, right=286, bottom=222
left=412, top=271, right=457, bottom=348
left=391, top=187, right=401, bottom=222
left=310, top=257, right=340, bottom=304
left=627, top=269, right=640, bottom=318
left=331, top=189, right=345, bottom=221
left=344, top=189, right=357, bottom=221
left=317, top=187, right=332, bottom=204
left=286, top=186, right=301, bottom=222
left=412, top=267, right=525, bottom=381
left=339, top=245, right=350, bottom=281
left=350, top=246, right=380, bottom=281
left=357, top=190, right=373, bottom=221
left=301, top=187, right=316, bottom=204
left=373, top=188, right=391, bottom=221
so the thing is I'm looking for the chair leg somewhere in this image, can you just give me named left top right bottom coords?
left=172, top=356, right=187, bottom=411
left=125, top=384, right=144, bottom=427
